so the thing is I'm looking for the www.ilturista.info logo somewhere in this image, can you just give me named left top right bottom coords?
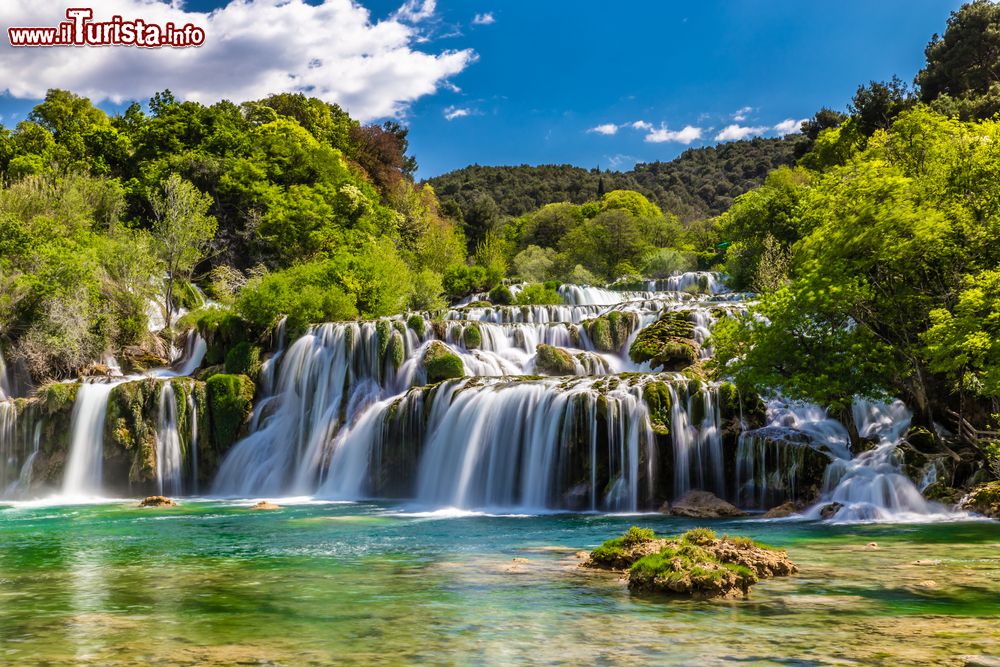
left=8, top=8, right=205, bottom=48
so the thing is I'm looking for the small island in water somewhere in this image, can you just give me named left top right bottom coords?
left=1, top=1, right=999, bottom=665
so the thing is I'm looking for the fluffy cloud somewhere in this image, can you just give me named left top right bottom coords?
left=645, top=125, right=703, bottom=144
left=0, top=0, right=475, bottom=121
left=472, top=12, right=495, bottom=25
left=732, top=106, right=753, bottom=122
left=630, top=120, right=653, bottom=131
left=588, top=123, right=619, bottom=135
left=715, top=124, right=768, bottom=141
left=443, top=105, right=472, bottom=120
left=773, top=118, right=808, bottom=135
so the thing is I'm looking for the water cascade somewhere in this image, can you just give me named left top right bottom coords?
left=63, top=382, right=117, bottom=498
left=155, top=383, right=183, bottom=496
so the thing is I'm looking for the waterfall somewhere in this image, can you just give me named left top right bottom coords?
left=668, top=384, right=725, bottom=498
left=63, top=381, right=116, bottom=498
left=155, top=383, right=183, bottom=496
left=0, top=347, right=9, bottom=400
left=187, top=389, right=199, bottom=494
left=805, top=400, right=945, bottom=522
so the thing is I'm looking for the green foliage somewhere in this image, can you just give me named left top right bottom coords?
left=488, top=284, right=513, bottom=305
left=235, top=260, right=358, bottom=334
left=406, top=314, right=425, bottom=336
left=642, top=248, right=697, bottom=279
left=409, top=269, right=446, bottom=311
left=442, top=264, right=491, bottom=297
left=589, top=526, right=656, bottom=564
left=206, top=374, right=255, bottom=452
left=629, top=312, right=699, bottom=372
left=512, top=245, right=557, bottom=282
left=514, top=283, right=563, bottom=305
left=462, top=323, right=482, bottom=350
left=224, top=342, right=262, bottom=378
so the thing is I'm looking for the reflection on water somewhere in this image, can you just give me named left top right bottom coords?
left=0, top=501, right=998, bottom=665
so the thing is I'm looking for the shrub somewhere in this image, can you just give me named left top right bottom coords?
left=514, top=283, right=563, bottom=305
left=224, top=342, right=262, bottom=378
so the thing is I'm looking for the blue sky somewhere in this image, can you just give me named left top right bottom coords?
left=0, top=1, right=965, bottom=177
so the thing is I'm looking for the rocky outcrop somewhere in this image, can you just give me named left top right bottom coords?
left=628, top=311, right=699, bottom=371
left=582, top=312, right=638, bottom=353
left=584, top=527, right=796, bottom=599
left=667, top=490, right=745, bottom=518
left=250, top=500, right=281, bottom=510
left=534, top=344, right=576, bottom=375
left=960, top=481, right=1000, bottom=519
left=763, top=501, right=804, bottom=518
left=140, top=495, right=177, bottom=507
left=422, top=341, right=465, bottom=383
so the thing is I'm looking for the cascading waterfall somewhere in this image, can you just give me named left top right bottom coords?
left=155, top=383, right=183, bottom=496
left=669, top=384, right=725, bottom=499
left=805, top=400, right=946, bottom=522
left=63, top=381, right=116, bottom=498
left=0, top=347, right=10, bottom=400
left=187, top=389, right=199, bottom=495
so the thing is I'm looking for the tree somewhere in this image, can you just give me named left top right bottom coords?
left=149, top=174, right=217, bottom=329
left=849, top=77, right=914, bottom=137
left=918, top=1, right=1000, bottom=105
left=801, top=107, right=847, bottom=141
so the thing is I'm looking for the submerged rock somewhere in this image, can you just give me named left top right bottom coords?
left=668, top=490, right=744, bottom=518
left=819, top=502, right=844, bottom=520
left=763, top=501, right=804, bottom=518
left=960, top=481, right=1000, bottom=519
left=250, top=500, right=281, bottom=510
left=584, top=526, right=796, bottom=600
left=140, top=495, right=176, bottom=507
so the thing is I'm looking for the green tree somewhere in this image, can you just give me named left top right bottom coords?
left=149, top=174, right=217, bottom=329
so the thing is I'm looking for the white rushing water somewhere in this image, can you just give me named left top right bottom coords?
left=156, top=383, right=183, bottom=496
left=63, top=382, right=116, bottom=498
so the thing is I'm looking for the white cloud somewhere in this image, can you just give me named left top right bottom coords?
left=645, top=125, right=703, bottom=144
left=393, top=0, right=436, bottom=23
left=773, top=118, right=808, bottom=135
left=472, top=12, right=495, bottom=25
left=0, top=0, right=475, bottom=122
left=630, top=120, right=653, bottom=131
left=732, top=106, right=753, bottom=122
left=443, top=105, right=472, bottom=120
left=715, top=124, right=768, bottom=141
left=588, top=123, right=619, bottom=135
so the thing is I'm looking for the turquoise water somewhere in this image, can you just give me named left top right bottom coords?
left=1, top=500, right=998, bottom=665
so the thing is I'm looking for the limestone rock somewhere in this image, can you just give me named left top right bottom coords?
left=140, top=495, right=176, bottom=507
left=669, top=490, right=745, bottom=518
left=250, top=501, right=281, bottom=510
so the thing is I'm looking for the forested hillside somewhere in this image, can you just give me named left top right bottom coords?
left=424, top=135, right=807, bottom=236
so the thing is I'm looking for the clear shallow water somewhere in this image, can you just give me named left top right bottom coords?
left=0, top=501, right=998, bottom=666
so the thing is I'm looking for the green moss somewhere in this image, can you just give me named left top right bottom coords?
left=582, top=312, right=638, bottom=353
left=488, top=284, right=513, bottom=305
left=406, top=314, right=425, bottom=337
left=463, top=323, right=482, bottom=350
left=962, top=481, right=1000, bottom=519
left=376, top=320, right=392, bottom=365
left=682, top=527, right=717, bottom=546
left=588, top=317, right=613, bottom=352
left=183, top=308, right=255, bottom=366
left=422, top=341, right=464, bottom=384
left=224, top=342, right=262, bottom=378
left=41, top=381, right=79, bottom=416
left=642, top=381, right=673, bottom=435
left=386, top=331, right=405, bottom=371
left=206, top=374, right=255, bottom=453
left=534, top=343, right=576, bottom=375
left=590, top=526, right=657, bottom=565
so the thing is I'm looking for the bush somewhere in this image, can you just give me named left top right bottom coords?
left=235, top=260, right=358, bottom=334
left=409, top=269, right=446, bottom=311
left=643, top=248, right=697, bottom=279
left=514, top=283, right=563, bottom=305
left=406, top=314, right=425, bottom=336
left=512, top=245, right=557, bottom=282
left=224, top=341, right=262, bottom=378
left=442, top=264, right=489, bottom=297
left=488, top=284, right=513, bottom=305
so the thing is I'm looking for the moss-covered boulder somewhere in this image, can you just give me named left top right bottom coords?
left=960, top=481, right=1000, bottom=519
left=385, top=331, right=406, bottom=372
left=206, top=374, right=255, bottom=454
left=583, top=311, right=639, bottom=353
left=534, top=344, right=576, bottom=376
left=184, top=308, right=256, bottom=367
left=489, top=284, right=513, bottom=305
left=224, top=341, right=262, bottom=378
left=463, top=323, right=482, bottom=350
left=406, top=314, right=425, bottom=337
left=421, top=342, right=464, bottom=384
left=642, top=381, right=672, bottom=435
left=585, top=527, right=796, bottom=600
left=629, top=311, right=699, bottom=371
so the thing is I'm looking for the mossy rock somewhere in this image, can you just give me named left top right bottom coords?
left=406, top=314, right=425, bottom=337
left=422, top=341, right=464, bottom=384
left=960, top=481, right=1000, bottom=519
left=489, top=284, right=513, bottom=305
left=583, top=311, right=639, bottom=353
left=206, top=374, right=255, bottom=453
left=642, top=381, right=673, bottom=435
left=629, top=312, right=699, bottom=371
left=224, top=342, right=262, bottom=378
left=386, top=331, right=405, bottom=371
left=534, top=344, right=576, bottom=376
left=586, top=527, right=796, bottom=600
left=463, top=323, right=482, bottom=350
left=717, top=381, right=767, bottom=427
left=184, top=309, right=255, bottom=367
left=42, top=381, right=79, bottom=415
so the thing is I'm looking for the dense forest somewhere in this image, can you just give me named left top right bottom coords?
left=425, top=135, right=806, bottom=238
